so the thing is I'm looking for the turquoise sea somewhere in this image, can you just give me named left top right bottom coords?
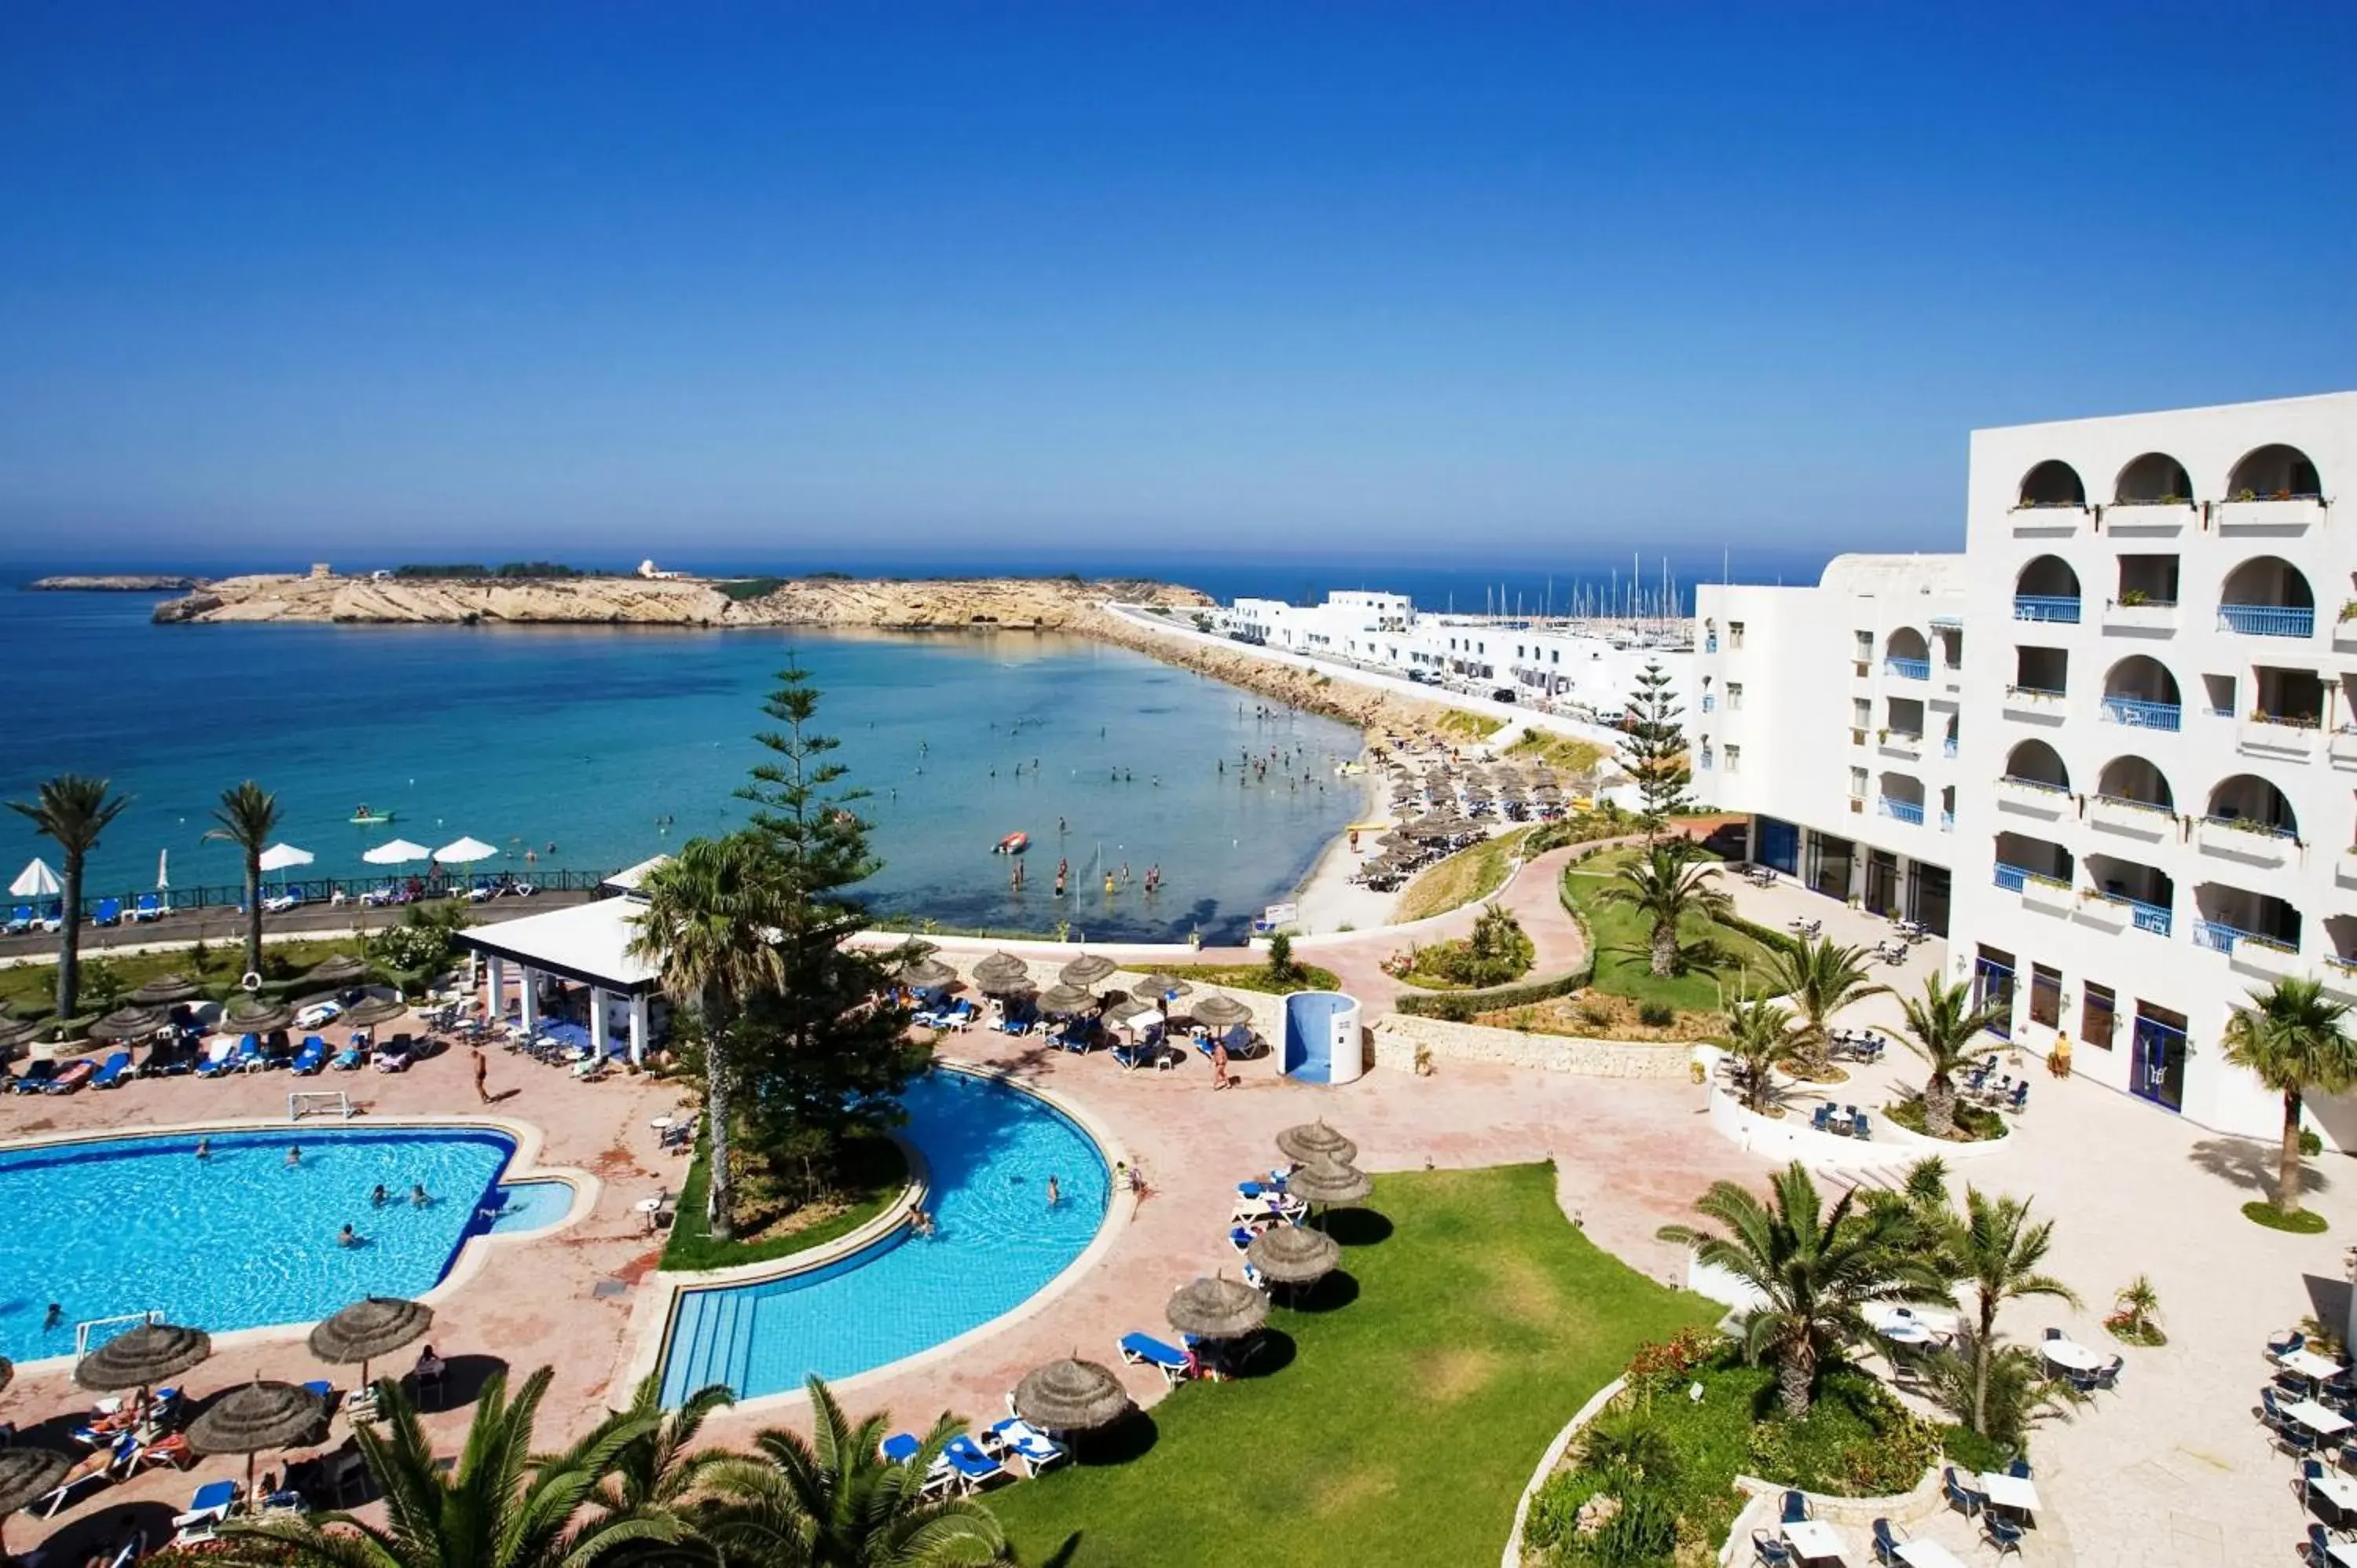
left=0, top=592, right=1361, bottom=942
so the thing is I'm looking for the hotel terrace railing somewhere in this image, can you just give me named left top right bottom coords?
left=2091, top=792, right=2174, bottom=820
left=1877, top=797, right=1926, bottom=825
left=1999, top=773, right=2072, bottom=797
left=1884, top=657, right=1931, bottom=680
left=2099, top=695, right=2183, bottom=731
left=2192, top=918, right=2297, bottom=957
left=2098, top=893, right=2174, bottom=937
left=1705, top=634, right=1718, bottom=654
left=2013, top=595, right=2082, bottom=624
left=2202, top=814, right=2299, bottom=841
left=1700, top=694, right=1715, bottom=713
left=2216, top=603, right=2315, bottom=638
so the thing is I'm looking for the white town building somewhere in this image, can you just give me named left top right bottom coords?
left=1697, top=390, right=2355, bottom=1143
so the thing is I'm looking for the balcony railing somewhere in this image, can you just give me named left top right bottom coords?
left=1877, top=797, right=1926, bottom=825
left=1705, top=635, right=1718, bottom=654
left=1993, top=862, right=2031, bottom=892
left=2217, top=603, right=2315, bottom=638
left=1700, top=694, right=1715, bottom=713
left=2000, top=773, right=2070, bottom=796
left=1943, top=736, right=1959, bottom=757
left=2014, top=595, right=2082, bottom=624
left=1940, top=810, right=1955, bottom=832
left=2102, top=895, right=2173, bottom=937
left=1884, top=657, right=1930, bottom=680
left=2099, top=695, right=2183, bottom=731
left=2192, top=918, right=2297, bottom=957
left=2091, top=792, right=2173, bottom=819
left=2202, top=813, right=2298, bottom=841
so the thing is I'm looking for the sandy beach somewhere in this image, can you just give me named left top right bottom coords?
left=1285, top=753, right=1398, bottom=934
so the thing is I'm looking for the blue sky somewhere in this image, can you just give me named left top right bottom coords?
left=2, top=3, right=2351, bottom=569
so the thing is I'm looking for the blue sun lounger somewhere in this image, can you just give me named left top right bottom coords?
left=92, top=898, right=123, bottom=926
left=291, top=1035, right=328, bottom=1075
left=1118, top=1332, right=1196, bottom=1386
left=332, top=1033, right=368, bottom=1071
left=9, top=1060, right=55, bottom=1094
left=133, top=892, right=165, bottom=922
left=194, top=1037, right=244, bottom=1079
left=879, top=1432, right=955, bottom=1499
left=4, top=906, right=31, bottom=935
left=91, top=1050, right=134, bottom=1090
left=940, top=1434, right=1007, bottom=1491
left=984, top=1416, right=1070, bottom=1476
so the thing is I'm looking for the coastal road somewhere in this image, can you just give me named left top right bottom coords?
left=0, top=889, right=595, bottom=965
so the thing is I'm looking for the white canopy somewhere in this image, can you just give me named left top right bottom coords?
left=9, top=858, right=60, bottom=899
left=256, top=842, right=315, bottom=873
left=456, top=898, right=661, bottom=993
left=435, top=836, right=498, bottom=864
left=362, top=838, right=433, bottom=866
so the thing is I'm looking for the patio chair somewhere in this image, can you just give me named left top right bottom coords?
left=2006, top=1456, right=2032, bottom=1479
left=2310, top=1523, right=2336, bottom=1568
left=2282, top=1423, right=2322, bottom=1460
left=2276, top=1329, right=2314, bottom=1361
left=2006, top=1083, right=2029, bottom=1112
left=1981, top=1511, right=2024, bottom=1558
left=1780, top=1490, right=1810, bottom=1524
left=1811, top=1105, right=1834, bottom=1133
left=1942, top=1467, right=1981, bottom=1517
left=2095, top=1354, right=2124, bottom=1390
left=2043, top=1327, right=2064, bottom=1341
left=1871, top=1518, right=1906, bottom=1566
left=1853, top=1111, right=1872, bottom=1140
left=1750, top=1529, right=1793, bottom=1566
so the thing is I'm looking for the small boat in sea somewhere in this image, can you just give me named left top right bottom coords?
left=350, top=805, right=395, bottom=826
left=993, top=831, right=1030, bottom=855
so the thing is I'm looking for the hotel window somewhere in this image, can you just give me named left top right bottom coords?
left=2081, top=981, right=2115, bottom=1051
left=1724, top=744, right=1742, bottom=774
left=1849, top=767, right=1868, bottom=800
left=1728, top=621, right=1746, bottom=650
left=1728, top=682, right=1743, bottom=710
left=1855, top=630, right=1874, bottom=659
left=2029, top=963, right=2062, bottom=1029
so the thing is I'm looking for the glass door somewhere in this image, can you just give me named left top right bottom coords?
left=2131, top=1011, right=2187, bottom=1112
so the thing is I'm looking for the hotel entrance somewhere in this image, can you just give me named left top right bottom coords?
left=1805, top=832, right=1855, bottom=901
left=2132, top=1004, right=2188, bottom=1112
left=1863, top=849, right=1901, bottom=917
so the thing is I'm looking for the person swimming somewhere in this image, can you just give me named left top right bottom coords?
left=193, top=1138, right=209, bottom=1160
left=43, top=1302, right=63, bottom=1331
left=338, top=1224, right=357, bottom=1248
left=285, top=1145, right=301, bottom=1168
left=1046, top=1174, right=1061, bottom=1207
left=371, top=1184, right=388, bottom=1208
left=411, top=1183, right=430, bottom=1207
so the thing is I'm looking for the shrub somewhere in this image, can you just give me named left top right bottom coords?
left=1404, top=905, right=1536, bottom=988
left=1637, top=1001, right=1674, bottom=1028
left=1264, top=930, right=1299, bottom=987
left=1938, top=1422, right=2014, bottom=1474
left=1395, top=962, right=1592, bottom=1020
left=2302, top=1127, right=2324, bottom=1156
left=367, top=901, right=475, bottom=976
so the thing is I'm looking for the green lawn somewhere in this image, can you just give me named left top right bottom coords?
left=1394, top=826, right=1531, bottom=921
left=0, top=935, right=372, bottom=1020
left=1559, top=848, right=1782, bottom=1013
left=660, top=1132, right=908, bottom=1273
left=988, top=1164, right=1717, bottom=1568
left=1159, top=961, right=1342, bottom=996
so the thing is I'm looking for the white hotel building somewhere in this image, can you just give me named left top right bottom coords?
left=1695, top=391, right=2355, bottom=1142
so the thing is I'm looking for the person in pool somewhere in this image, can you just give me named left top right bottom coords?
left=1046, top=1174, right=1061, bottom=1207
left=338, top=1224, right=357, bottom=1248
left=285, top=1145, right=301, bottom=1168
left=372, top=1185, right=388, bottom=1208
left=411, top=1183, right=431, bottom=1207
left=194, top=1138, right=210, bottom=1160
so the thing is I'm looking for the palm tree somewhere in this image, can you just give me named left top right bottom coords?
left=1895, top=977, right=2005, bottom=1138
left=627, top=833, right=791, bottom=1240
left=1658, top=1161, right=1941, bottom=1417
left=1899, top=1329, right=2084, bottom=1452
left=1948, top=1187, right=2079, bottom=1435
left=552, top=1372, right=735, bottom=1555
left=5, top=774, right=130, bottom=1021
left=2222, top=976, right=2357, bottom=1220
left=214, top=1368, right=676, bottom=1567
left=1722, top=997, right=1798, bottom=1114
left=1762, top=936, right=1887, bottom=1075
left=1601, top=842, right=1730, bottom=978
left=692, top=1375, right=1008, bottom=1566
left=203, top=779, right=280, bottom=981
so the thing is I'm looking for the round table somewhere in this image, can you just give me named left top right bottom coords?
left=2042, top=1339, right=2103, bottom=1372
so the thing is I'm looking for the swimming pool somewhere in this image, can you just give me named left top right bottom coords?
left=0, top=1127, right=524, bottom=1364
left=659, top=1068, right=1109, bottom=1405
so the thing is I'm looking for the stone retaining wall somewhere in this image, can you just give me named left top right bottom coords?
left=1371, top=1013, right=1694, bottom=1079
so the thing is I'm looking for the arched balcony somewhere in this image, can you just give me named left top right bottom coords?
left=2199, top=774, right=2300, bottom=868
left=2014, top=556, right=2082, bottom=624
left=1882, top=627, right=1930, bottom=680
left=2095, top=756, right=2173, bottom=811
left=2193, top=881, right=2301, bottom=970
left=2113, top=452, right=2193, bottom=506
left=1992, top=830, right=2073, bottom=896
left=2227, top=444, right=2323, bottom=502
left=2002, top=738, right=2069, bottom=793
left=2099, top=655, right=2182, bottom=731
left=2018, top=460, right=2088, bottom=509
left=2085, top=852, right=2174, bottom=936
left=2218, top=556, right=2315, bottom=638
left=1876, top=771, right=1926, bottom=826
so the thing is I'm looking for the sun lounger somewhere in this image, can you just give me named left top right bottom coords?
left=133, top=1432, right=195, bottom=1471
left=332, top=1035, right=367, bottom=1070
left=1119, top=1331, right=1196, bottom=1387
left=132, top=892, right=165, bottom=922
left=2, top=905, right=30, bottom=935
left=92, top=897, right=123, bottom=926
left=90, top=1050, right=134, bottom=1090
left=879, top=1431, right=956, bottom=1499
left=982, top=1417, right=1070, bottom=1477
left=7, top=1060, right=53, bottom=1095
left=43, top=1058, right=96, bottom=1094
left=40, top=1434, right=137, bottom=1516
left=938, top=1433, right=1007, bottom=1491
left=233, top=1034, right=268, bottom=1072
left=373, top=1038, right=414, bottom=1072
left=194, top=1037, right=243, bottom=1079
left=291, top=1035, right=328, bottom=1075
left=170, top=1478, right=242, bottom=1544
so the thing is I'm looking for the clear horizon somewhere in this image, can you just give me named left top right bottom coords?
left=4, top=5, right=2351, bottom=561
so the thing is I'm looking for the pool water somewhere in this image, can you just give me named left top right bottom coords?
left=0, top=1127, right=516, bottom=1363
left=482, top=1180, right=574, bottom=1235
left=660, top=1069, right=1108, bottom=1404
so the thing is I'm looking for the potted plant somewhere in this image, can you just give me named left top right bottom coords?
left=2117, top=588, right=2150, bottom=607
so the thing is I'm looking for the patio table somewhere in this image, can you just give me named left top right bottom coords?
left=2287, top=1398, right=2353, bottom=1438
left=2311, top=1471, right=2357, bottom=1523
left=1780, top=1520, right=1846, bottom=1563
left=1894, top=1543, right=1967, bottom=1568
left=2283, top=1348, right=2346, bottom=1383
left=2041, top=1339, right=2103, bottom=1372
left=2328, top=1541, right=2357, bottom=1568
left=1978, top=1472, right=2040, bottom=1515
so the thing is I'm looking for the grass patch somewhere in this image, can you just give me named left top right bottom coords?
left=989, top=1165, right=1717, bottom=1568
left=717, top=577, right=786, bottom=602
left=1501, top=728, right=1607, bottom=776
left=659, top=1133, right=909, bottom=1273
left=1882, top=1095, right=2010, bottom=1143
left=1394, top=828, right=1530, bottom=922
left=2242, top=1200, right=2330, bottom=1235
left=1434, top=708, right=1506, bottom=743
left=2104, top=1319, right=2168, bottom=1348
left=1558, top=848, right=1782, bottom=1014
left=0, top=936, right=375, bottom=1020
left=1160, top=961, right=1340, bottom=996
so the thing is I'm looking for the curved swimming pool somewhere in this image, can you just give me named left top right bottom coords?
left=0, top=1127, right=526, bottom=1364
left=658, top=1068, right=1109, bottom=1405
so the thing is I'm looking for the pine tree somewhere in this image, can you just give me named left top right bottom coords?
left=735, top=666, right=926, bottom=1165
left=1621, top=661, right=1692, bottom=839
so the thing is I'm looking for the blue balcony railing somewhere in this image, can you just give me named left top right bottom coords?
left=2014, top=595, right=2082, bottom=624
left=1700, top=694, right=1715, bottom=713
left=1993, top=862, right=2032, bottom=892
left=1878, top=797, right=1926, bottom=825
left=1943, top=736, right=1959, bottom=757
left=2110, top=896, right=2172, bottom=936
left=1884, top=657, right=1931, bottom=680
left=2194, top=918, right=2298, bottom=956
left=2099, top=696, right=2183, bottom=731
left=2217, top=603, right=2315, bottom=638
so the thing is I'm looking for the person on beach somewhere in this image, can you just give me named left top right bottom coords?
left=471, top=1045, right=491, bottom=1105
left=1211, top=1039, right=1233, bottom=1091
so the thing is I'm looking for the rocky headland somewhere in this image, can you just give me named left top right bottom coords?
left=30, top=573, right=207, bottom=592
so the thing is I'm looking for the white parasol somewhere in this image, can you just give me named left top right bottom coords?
left=256, top=842, right=315, bottom=873
left=434, top=836, right=498, bottom=864
left=362, top=839, right=433, bottom=866
left=10, top=858, right=60, bottom=899
left=156, top=848, right=169, bottom=890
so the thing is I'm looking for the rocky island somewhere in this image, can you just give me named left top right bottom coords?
left=30, top=573, right=207, bottom=592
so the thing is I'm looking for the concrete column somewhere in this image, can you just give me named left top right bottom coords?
left=486, top=958, right=506, bottom=1022
left=589, top=987, right=610, bottom=1061
left=629, top=993, right=650, bottom=1064
left=519, top=971, right=540, bottom=1032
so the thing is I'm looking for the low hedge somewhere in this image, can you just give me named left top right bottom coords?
left=1715, top=910, right=1805, bottom=961
left=1395, top=962, right=1592, bottom=1020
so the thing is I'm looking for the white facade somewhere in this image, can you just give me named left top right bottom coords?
left=1220, top=592, right=1692, bottom=727
left=1699, top=390, right=2357, bottom=1141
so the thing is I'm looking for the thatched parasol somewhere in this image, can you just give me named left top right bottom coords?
left=0, top=1018, right=46, bottom=1052
left=1102, top=995, right=1155, bottom=1025
left=75, top=1321, right=211, bottom=1395
left=336, top=995, right=410, bottom=1031
left=1013, top=1357, right=1132, bottom=1434
left=1189, top=994, right=1252, bottom=1029
left=1277, top=1119, right=1358, bottom=1166
left=221, top=998, right=293, bottom=1035
left=304, top=954, right=371, bottom=987
left=308, top=1296, right=433, bottom=1391
left=1136, top=973, right=1192, bottom=1003
left=1058, top=953, right=1116, bottom=989
left=1036, top=983, right=1094, bottom=1015
left=1246, top=1222, right=1340, bottom=1285
left=0, top=1446, right=71, bottom=1545
left=127, top=973, right=204, bottom=1006
left=189, top=1379, right=330, bottom=1500
left=971, top=952, right=1030, bottom=992
left=1166, top=1274, right=1267, bottom=1340
left=86, top=1006, right=166, bottom=1042
left=1285, top=1156, right=1373, bottom=1208
left=900, top=958, right=956, bottom=991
